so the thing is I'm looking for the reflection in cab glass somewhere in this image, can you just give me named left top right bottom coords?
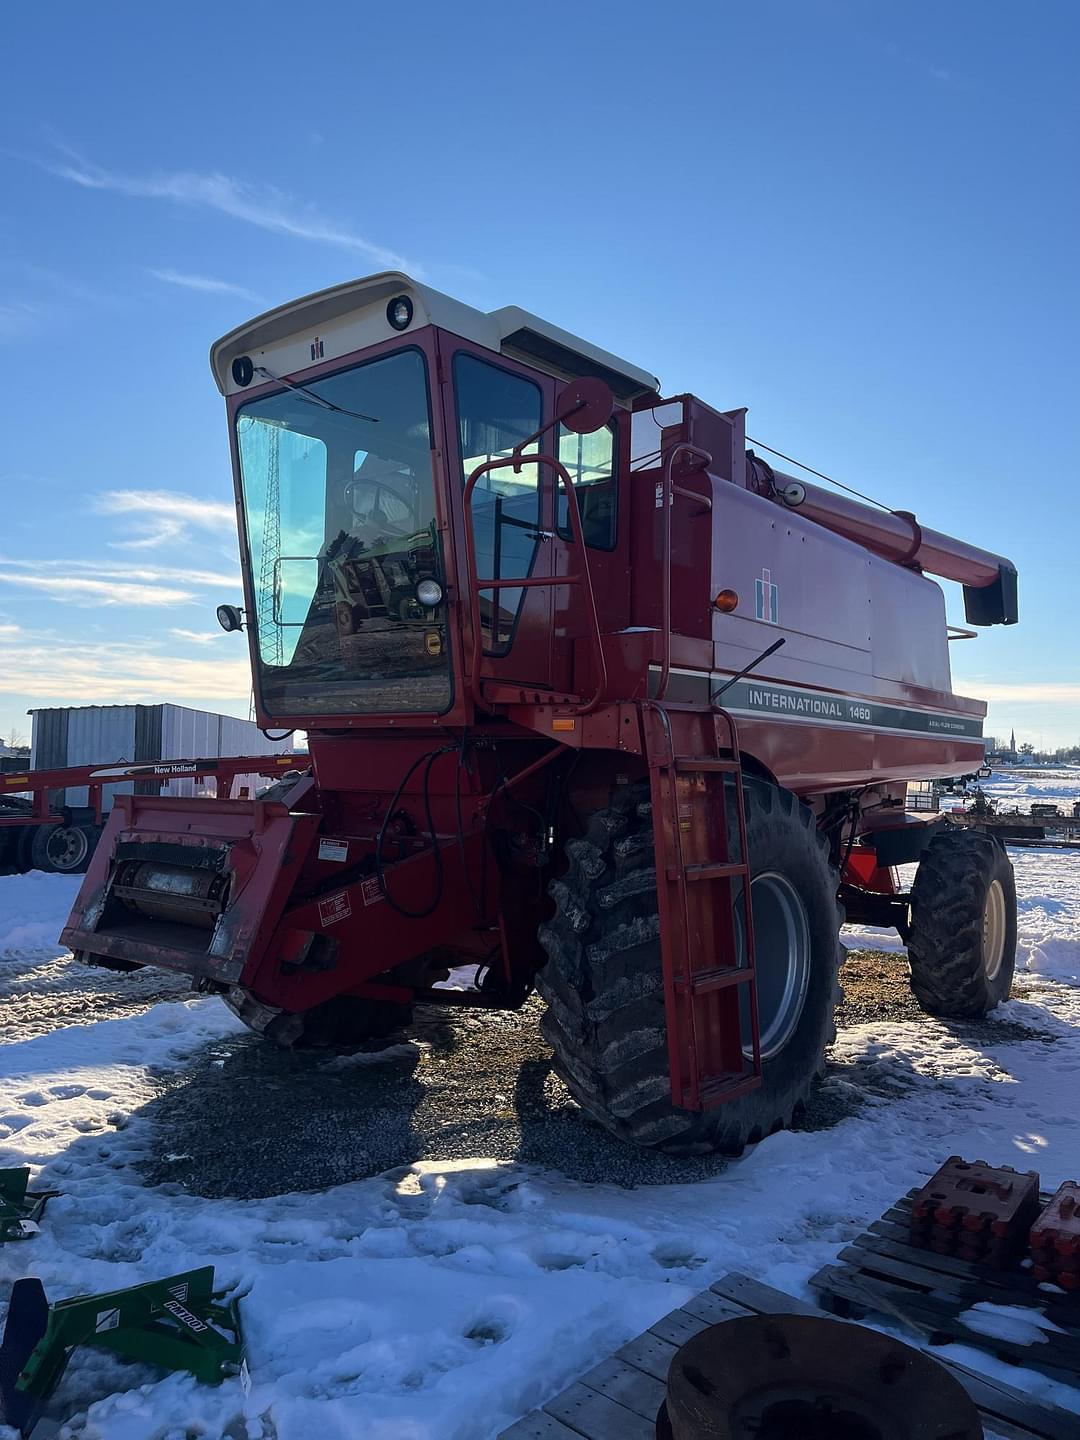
left=236, top=348, right=451, bottom=717
left=454, top=354, right=543, bottom=654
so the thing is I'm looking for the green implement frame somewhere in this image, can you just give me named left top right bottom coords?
left=0, top=1265, right=245, bottom=1438
left=0, top=1170, right=58, bottom=1244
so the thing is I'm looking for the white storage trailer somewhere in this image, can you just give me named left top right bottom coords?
left=0, top=704, right=294, bottom=875
left=30, top=703, right=290, bottom=811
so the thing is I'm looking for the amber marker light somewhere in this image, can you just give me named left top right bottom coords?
left=713, top=589, right=739, bottom=613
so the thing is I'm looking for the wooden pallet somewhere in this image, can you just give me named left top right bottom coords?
left=810, top=1188, right=1080, bottom=1390
left=497, top=1271, right=1080, bottom=1440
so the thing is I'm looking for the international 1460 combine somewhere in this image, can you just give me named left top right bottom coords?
left=61, top=275, right=1020, bottom=1152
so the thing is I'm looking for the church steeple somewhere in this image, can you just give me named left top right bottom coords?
left=1010, top=728, right=1016, bottom=752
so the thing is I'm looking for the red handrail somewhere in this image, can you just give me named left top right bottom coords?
left=462, top=453, right=608, bottom=714
left=654, top=443, right=713, bottom=703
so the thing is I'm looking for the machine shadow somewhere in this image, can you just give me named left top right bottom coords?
left=133, top=1016, right=458, bottom=1200
left=120, top=997, right=747, bottom=1197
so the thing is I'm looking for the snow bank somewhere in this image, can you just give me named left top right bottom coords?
left=0, top=871, right=82, bottom=957
left=1013, top=848, right=1080, bottom=983
left=984, top=766, right=1080, bottom=813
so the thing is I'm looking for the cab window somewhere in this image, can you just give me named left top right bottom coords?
left=557, top=421, right=617, bottom=549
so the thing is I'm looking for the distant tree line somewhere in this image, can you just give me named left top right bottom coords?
left=998, top=741, right=1080, bottom=764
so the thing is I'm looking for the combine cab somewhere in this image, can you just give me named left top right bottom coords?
left=62, top=274, right=1020, bottom=1151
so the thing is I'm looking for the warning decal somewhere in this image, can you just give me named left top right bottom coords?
left=361, top=876, right=383, bottom=907
left=318, top=892, right=352, bottom=927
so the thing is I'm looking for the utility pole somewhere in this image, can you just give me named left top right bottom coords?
left=257, top=426, right=284, bottom=666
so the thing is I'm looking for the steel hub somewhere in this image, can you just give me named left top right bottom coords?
left=982, top=878, right=1006, bottom=980
left=46, top=826, right=89, bottom=872
left=740, top=872, right=812, bottom=1060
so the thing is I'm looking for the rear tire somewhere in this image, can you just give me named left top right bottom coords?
left=536, top=776, right=843, bottom=1154
left=29, top=822, right=94, bottom=875
left=907, top=828, right=1016, bottom=1017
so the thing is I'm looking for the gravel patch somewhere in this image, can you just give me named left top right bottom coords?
left=140, top=1001, right=733, bottom=1197
left=6, top=943, right=1062, bottom=1200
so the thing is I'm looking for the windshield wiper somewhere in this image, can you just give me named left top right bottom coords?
left=254, top=365, right=379, bottom=423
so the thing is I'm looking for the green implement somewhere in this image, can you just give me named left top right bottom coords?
left=0, top=1265, right=245, bottom=1438
left=0, top=1170, right=58, bottom=1244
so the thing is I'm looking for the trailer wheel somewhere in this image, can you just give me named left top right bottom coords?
left=29, top=822, right=94, bottom=875
left=536, top=776, right=843, bottom=1154
left=906, top=828, right=1016, bottom=1017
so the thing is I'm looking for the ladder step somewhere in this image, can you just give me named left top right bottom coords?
left=676, top=965, right=755, bottom=996
left=679, top=861, right=748, bottom=883
left=673, top=756, right=740, bottom=773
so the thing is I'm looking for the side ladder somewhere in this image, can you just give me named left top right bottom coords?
left=642, top=703, right=762, bottom=1111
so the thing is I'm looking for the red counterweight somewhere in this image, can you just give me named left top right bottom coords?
left=1030, top=1183, right=1080, bottom=1290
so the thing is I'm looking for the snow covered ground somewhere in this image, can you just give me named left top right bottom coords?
left=983, top=765, right=1080, bottom=814
left=2, top=856, right=1080, bottom=1438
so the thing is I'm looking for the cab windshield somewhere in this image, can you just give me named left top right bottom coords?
left=235, top=348, right=450, bottom=717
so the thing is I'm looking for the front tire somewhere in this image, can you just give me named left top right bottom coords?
left=536, top=776, right=843, bottom=1154
left=907, top=828, right=1016, bottom=1017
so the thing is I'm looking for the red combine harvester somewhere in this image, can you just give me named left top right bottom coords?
left=61, top=275, right=1019, bottom=1152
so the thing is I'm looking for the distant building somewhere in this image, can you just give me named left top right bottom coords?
left=0, top=742, right=31, bottom=776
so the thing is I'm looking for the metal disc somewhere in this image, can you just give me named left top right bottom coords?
left=665, top=1314, right=983, bottom=1440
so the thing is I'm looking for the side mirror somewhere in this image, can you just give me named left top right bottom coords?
left=557, top=377, right=614, bottom=436
left=216, top=604, right=244, bottom=633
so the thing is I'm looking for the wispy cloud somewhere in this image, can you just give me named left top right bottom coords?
left=96, top=489, right=236, bottom=530
left=0, top=633, right=251, bottom=703
left=0, top=557, right=239, bottom=609
left=169, top=628, right=226, bottom=645
left=109, top=520, right=187, bottom=550
left=0, top=572, right=194, bottom=607
left=0, top=623, right=19, bottom=636
left=95, top=488, right=237, bottom=550
left=0, top=557, right=238, bottom=586
left=149, top=268, right=261, bottom=302
left=46, top=146, right=413, bottom=269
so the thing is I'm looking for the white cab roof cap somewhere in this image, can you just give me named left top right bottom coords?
left=210, top=271, right=659, bottom=400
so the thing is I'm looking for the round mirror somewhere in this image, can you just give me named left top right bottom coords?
left=557, top=377, right=614, bottom=435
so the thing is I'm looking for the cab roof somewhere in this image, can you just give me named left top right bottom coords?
left=210, top=271, right=660, bottom=403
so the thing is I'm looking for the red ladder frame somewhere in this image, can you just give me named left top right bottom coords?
left=642, top=702, right=763, bottom=1111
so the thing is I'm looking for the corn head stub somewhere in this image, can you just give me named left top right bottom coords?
left=61, top=790, right=319, bottom=987
left=60, top=771, right=495, bottom=1014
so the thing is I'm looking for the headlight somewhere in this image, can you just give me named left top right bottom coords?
left=415, top=578, right=443, bottom=608
left=216, top=604, right=243, bottom=633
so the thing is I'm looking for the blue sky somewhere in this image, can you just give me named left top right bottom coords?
left=1, top=1, right=1077, bottom=749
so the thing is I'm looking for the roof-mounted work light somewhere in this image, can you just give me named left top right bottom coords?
left=386, top=296, right=414, bottom=331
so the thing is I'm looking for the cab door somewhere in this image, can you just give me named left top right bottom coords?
left=448, top=342, right=558, bottom=694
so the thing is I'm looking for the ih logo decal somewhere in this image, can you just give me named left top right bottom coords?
left=755, top=567, right=779, bottom=624
left=310, top=336, right=324, bottom=361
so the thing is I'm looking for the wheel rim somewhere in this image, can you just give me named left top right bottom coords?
left=46, top=825, right=89, bottom=871
left=740, top=872, right=812, bottom=1060
left=982, top=878, right=1007, bottom=981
